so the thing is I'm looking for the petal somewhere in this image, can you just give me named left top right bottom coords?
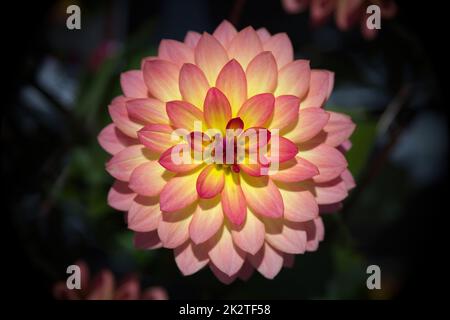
left=231, top=210, right=265, bottom=255
left=270, top=136, right=298, bottom=163
left=107, top=180, right=136, bottom=211
left=238, top=261, right=255, bottom=281
left=174, top=241, right=209, bottom=276
left=240, top=174, right=284, bottom=218
left=195, top=33, right=229, bottom=85
left=126, top=98, right=169, bottom=125
left=158, top=39, right=194, bottom=67
left=275, top=60, right=311, bottom=99
left=143, top=59, right=181, bottom=102
left=207, top=225, right=246, bottom=277
left=159, top=144, right=201, bottom=173
left=256, top=27, right=271, bottom=42
left=263, top=218, right=307, bottom=254
left=284, top=108, right=330, bottom=143
left=237, top=93, right=275, bottom=128
left=216, top=59, right=247, bottom=116
left=302, top=178, right=348, bottom=205
left=276, top=182, right=319, bottom=222
left=179, top=63, right=209, bottom=109
left=189, top=198, right=224, bottom=244
left=159, top=169, right=203, bottom=212
left=263, top=33, right=294, bottom=68
left=129, top=161, right=174, bottom=196
left=268, top=95, right=300, bottom=133
left=120, top=70, right=147, bottom=98
left=228, top=26, right=263, bottom=69
left=341, top=168, right=356, bottom=190
left=212, top=20, right=237, bottom=48
left=249, top=243, right=284, bottom=279
left=301, top=70, right=334, bottom=108
left=300, top=144, right=347, bottom=183
left=184, top=31, right=201, bottom=48
left=209, top=264, right=238, bottom=284
left=246, top=52, right=278, bottom=97
left=141, top=287, right=168, bottom=300
left=221, top=171, right=247, bottom=225
left=158, top=204, right=195, bottom=248
left=114, top=278, right=140, bottom=300
left=270, top=156, right=319, bottom=183
left=138, top=124, right=176, bottom=153
left=134, top=230, right=162, bottom=249
left=304, top=217, right=325, bottom=252
left=308, top=111, right=356, bottom=147
left=166, top=100, right=204, bottom=132
left=108, top=96, right=142, bottom=138
left=196, top=164, right=225, bottom=198
left=98, top=124, right=136, bottom=155
left=106, top=145, right=154, bottom=181
left=203, top=87, right=232, bottom=131
left=127, top=196, right=161, bottom=232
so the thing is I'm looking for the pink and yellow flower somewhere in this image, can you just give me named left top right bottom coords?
left=282, top=0, right=397, bottom=39
left=98, top=21, right=356, bottom=283
left=53, top=261, right=168, bottom=300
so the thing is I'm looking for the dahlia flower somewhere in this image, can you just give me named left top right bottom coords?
left=98, top=20, right=356, bottom=283
left=53, top=261, right=168, bottom=300
left=282, top=0, right=397, bottom=39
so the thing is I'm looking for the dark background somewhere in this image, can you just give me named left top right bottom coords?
left=4, top=0, right=448, bottom=299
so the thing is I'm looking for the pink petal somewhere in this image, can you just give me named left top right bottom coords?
left=166, top=100, right=204, bottom=132
left=313, top=111, right=356, bottom=147
left=275, top=60, right=311, bottom=99
left=159, top=144, right=201, bottom=173
left=249, top=243, right=284, bottom=279
left=221, top=172, right=247, bottom=225
left=227, top=26, right=263, bottom=69
left=138, top=124, right=176, bottom=153
left=283, top=254, right=295, bottom=268
left=237, top=261, right=255, bottom=281
left=195, top=33, right=229, bottom=85
left=209, top=264, right=238, bottom=284
left=256, top=27, right=271, bottom=42
left=129, top=161, right=173, bottom=197
left=300, top=144, right=348, bottom=183
left=196, top=164, right=225, bottom=198
left=158, top=39, right=194, bottom=67
left=114, top=278, right=140, bottom=300
left=174, top=241, right=209, bottom=276
left=231, top=210, right=265, bottom=255
left=179, top=63, right=209, bottom=109
left=107, top=180, right=136, bottom=211
left=304, top=217, right=325, bottom=252
left=301, top=70, right=334, bottom=108
left=268, top=95, right=300, bottom=133
left=216, top=59, right=247, bottom=116
left=263, top=218, right=307, bottom=254
left=106, top=145, right=153, bottom=181
left=87, top=270, right=115, bottom=300
left=240, top=175, right=284, bottom=218
left=159, top=170, right=202, bottom=212
left=341, top=168, right=356, bottom=190
left=302, top=178, right=348, bottom=205
left=189, top=198, right=224, bottom=244
left=203, top=87, right=232, bottom=131
left=141, top=287, right=169, bottom=300
left=282, top=0, right=310, bottom=14
left=126, top=98, right=169, bottom=125
left=237, top=93, right=275, bottom=128
left=207, top=226, right=246, bottom=277
left=108, top=96, right=142, bottom=138
left=127, top=196, right=161, bottom=232
left=184, top=31, right=201, bottom=48
left=270, top=137, right=298, bottom=163
left=98, top=124, right=136, bottom=155
left=276, top=182, right=319, bottom=222
left=158, top=205, right=194, bottom=248
left=263, top=33, right=294, bottom=68
left=270, top=156, right=318, bottom=183
left=212, top=20, right=237, bottom=48
left=143, top=59, right=181, bottom=102
left=246, top=52, right=277, bottom=97
left=134, top=230, right=162, bottom=249
left=120, top=70, right=147, bottom=98
left=284, top=108, right=330, bottom=143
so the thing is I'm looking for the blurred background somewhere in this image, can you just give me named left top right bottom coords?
left=4, top=0, right=447, bottom=299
